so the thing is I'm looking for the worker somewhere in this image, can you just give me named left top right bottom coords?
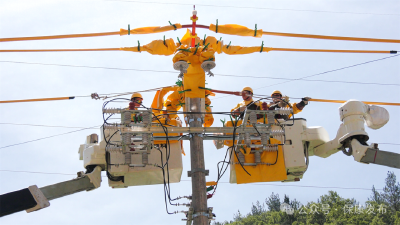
left=263, top=90, right=310, bottom=119
left=231, top=87, right=262, bottom=118
left=129, top=92, right=143, bottom=110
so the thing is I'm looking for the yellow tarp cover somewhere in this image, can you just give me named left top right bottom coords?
left=234, top=138, right=287, bottom=184
left=209, top=24, right=263, bottom=38
left=119, top=24, right=182, bottom=35
left=223, top=119, right=287, bottom=183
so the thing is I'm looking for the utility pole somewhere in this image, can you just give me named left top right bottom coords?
left=188, top=98, right=208, bottom=225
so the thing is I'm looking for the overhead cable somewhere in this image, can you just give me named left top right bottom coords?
left=0, top=169, right=384, bottom=191
left=104, top=0, right=400, bottom=16
left=0, top=125, right=100, bottom=149
left=0, top=47, right=396, bottom=54
left=0, top=122, right=99, bottom=129
left=0, top=59, right=399, bottom=87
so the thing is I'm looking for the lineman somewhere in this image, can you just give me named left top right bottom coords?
left=266, top=90, right=310, bottom=119
left=231, top=87, right=262, bottom=118
left=129, top=92, right=143, bottom=110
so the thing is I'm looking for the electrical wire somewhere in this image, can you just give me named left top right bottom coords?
left=0, top=125, right=100, bottom=150
left=0, top=122, right=99, bottom=129
left=0, top=170, right=386, bottom=191
left=104, top=0, right=400, bottom=16
left=1, top=60, right=399, bottom=87
left=253, top=54, right=400, bottom=91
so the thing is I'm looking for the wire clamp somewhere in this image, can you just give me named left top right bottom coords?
left=91, top=93, right=100, bottom=100
left=128, top=24, right=130, bottom=35
left=187, top=169, right=209, bottom=177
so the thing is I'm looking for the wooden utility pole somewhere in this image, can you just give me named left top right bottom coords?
left=189, top=98, right=208, bottom=225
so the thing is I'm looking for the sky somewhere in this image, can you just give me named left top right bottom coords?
left=0, top=0, right=399, bottom=224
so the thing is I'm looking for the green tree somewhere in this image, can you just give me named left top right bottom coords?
left=265, top=192, right=280, bottom=212
left=381, top=171, right=400, bottom=212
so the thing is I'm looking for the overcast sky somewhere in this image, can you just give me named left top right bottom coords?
left=0, top=0, right=399, bottom=224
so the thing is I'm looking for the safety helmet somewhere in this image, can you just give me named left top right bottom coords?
left=242, top=87, right=253, bottom=93
left=271, top=90, right=282, bottom=96
left=131, top=92, right=143, bottom=100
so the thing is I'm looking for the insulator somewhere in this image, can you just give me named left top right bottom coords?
left=142, top=112, right=151, bottom=125
left=103, top=108, right=122, bottom=114
left=267, top=113, right=275, bottom=125
left=263, top=144, right=279, bottom=152
left=244, top=133, right=251, bottom=147
left=277, top=108, right=293, bottom=115
left=271, top=129, right=285, bottom=137
left=237, top=151, right=245, bottom=164
left=249, top=112, right=257, bottom=125
left=122, top=133, right=132, bottom=145
left=142, top=153, right=148, bottom=165
left=142, top=133, right=148, bottom=145
left=123, top=112, right=131, bottom=125
left=254, top=151, right=261, bottom=163
left=125, top=152, right=131, bottom=164
left=261, top=133, right=269, bottom=145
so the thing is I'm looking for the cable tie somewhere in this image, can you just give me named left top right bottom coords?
left=128, top=24, right=130, bottom=35
left=163, top=35, right=166, bottom=46
left=215, top=19, right=218, bottom=33
left=193, top=44, right=200, bottom=55
left=260, top=41, right=264, bottom=53
left=177, top=37, right=181, bottom=45
left=203, top=34, right=206, bottom=45
left=178, top=48, right=191, bottom=52
left=254, top=24, right=257, bottom=37
left=137, top=40, right=140, bottom=52
left=202, top=43, right=210, bottom=51
left=198, top=86, right=211, bottom=91
left=226, top=41, right=231, bottom=49
left=168, top=21, right=177, bottom=30
left=178, top=89, right=191, bottom=94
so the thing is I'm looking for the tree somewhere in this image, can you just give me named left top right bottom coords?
left=250, top=200, right=265, bottom=216
left=380, top=171, right=400, bottom=212
left=369, top=185, right=383, bottom=204
left=265, top=192, right=280, bottom=212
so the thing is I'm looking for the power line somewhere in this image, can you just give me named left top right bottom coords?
left=0, top=125, right=100, bottom=149
left=0, top=169, right=382, bottom=191
left=1, top=59, right=399, bottom=87
left=254, top=54, right=400, bottom=91
left=0, top=122, right=99, bottom=129
left=104, top=0, right=400, bottom=16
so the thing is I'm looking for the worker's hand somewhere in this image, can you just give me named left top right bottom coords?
left=129, top=101, right=136, bottom=110
left=239, top=106, right=247, bottom=112
left=301, top=97, right=311, bottom=105
left=231, top=109, right=241, bottom=117
left=261, top=102, right=269, bottom=110
left=278, top=100, right=287, bottom=108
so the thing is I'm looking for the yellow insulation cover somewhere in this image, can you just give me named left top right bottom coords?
left=233, top=138, right=287, bottom=184
left=209, top=24, right=263, bottom=38
left=119, top=24, right=182, bottom=35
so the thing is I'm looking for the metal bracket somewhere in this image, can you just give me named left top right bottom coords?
left=187, top=169, right=209, bottom=177
left=192, top=212, right=209, bottom=219
left=188, top=117, right=203, bottom=124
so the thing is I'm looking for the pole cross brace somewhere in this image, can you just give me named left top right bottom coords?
left=187, top=169, right=209, bottom=177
